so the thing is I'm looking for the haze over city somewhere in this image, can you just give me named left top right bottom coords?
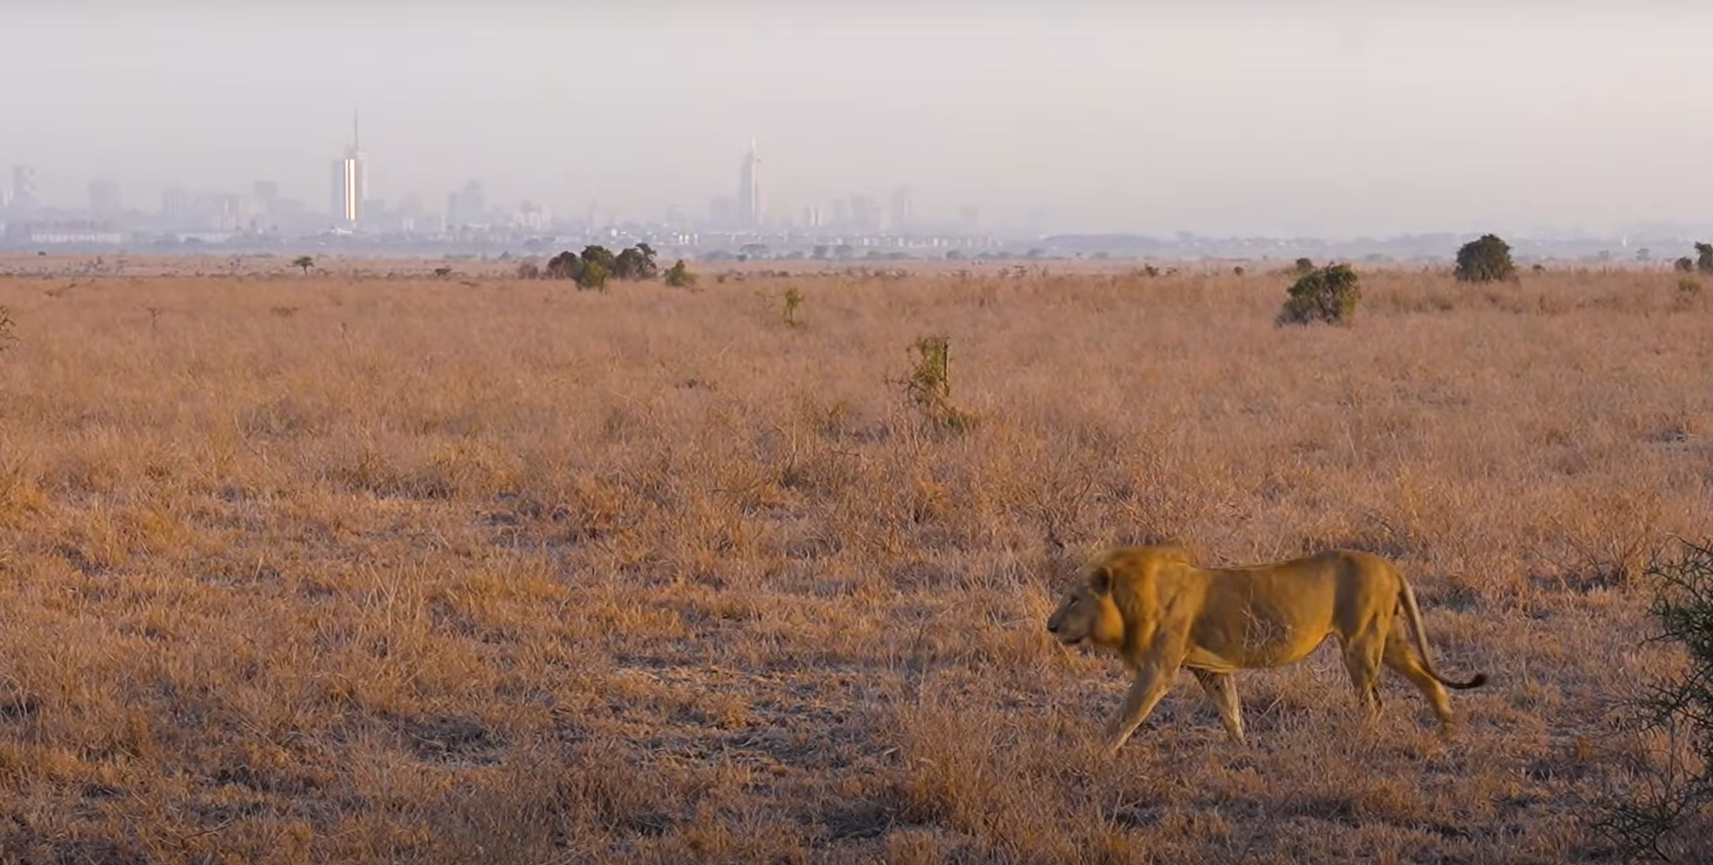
left=5, top=2, right=1713, bottom=240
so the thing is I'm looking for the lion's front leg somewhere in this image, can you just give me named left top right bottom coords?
left=1101, top=663, right=1177, bottom=756
left=1191, top=669, right=1246, bottom=744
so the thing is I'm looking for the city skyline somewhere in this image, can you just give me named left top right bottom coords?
left=8, top=123, right=1713, bottom=249
left=7, top=4, right=1713, bottom=239
left=2, top=133, right=1002, bottom=238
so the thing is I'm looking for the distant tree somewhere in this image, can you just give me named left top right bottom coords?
left=612, top=246, right=659, bottom=281
left=1293, top=257, right=1315, bottom=275
left=432, top=266, right=453, bottom=279
left=1675, top=257, right=1696, bottom=273
left=516, top=261, right=542, bottom=279
left=292, top=255, right=314, bottom=275
left=1636, top=247, right=1652, bottom=262
left=580, top=245, right=616, bottom=273
left=1025, top=248, right=1047, bottom=260
left=811, top=245, right=830, bottom=261
left=945, top=249, right=965, bottom=261
left=739, top=243, right=770, bottom=259
left=576, top=259, right=609, bottom=290
left=664, top=259, right=696, bottom=287
left=1233, top=265, right=1246, bottom=276
left=833, top=244, right=855, bottom=259
left=1455, top=234, right=1516, bottom=283
left=545, top=250, right=583, bottom=280
left=1278, top=262, right=1361, bottom=326
left=1696, top=242, right=1713, bottom=275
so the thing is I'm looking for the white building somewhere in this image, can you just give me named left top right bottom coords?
left=329, top=112, right=369, bottom=225
left=737, top=140, right=762, bottom=228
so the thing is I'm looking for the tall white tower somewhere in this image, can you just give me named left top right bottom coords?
left=737, top=140, right=762, bottom=229
left=330, top=111, right=368, bottom=226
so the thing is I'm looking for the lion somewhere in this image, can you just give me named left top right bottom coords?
left=1045, top=545, right=1487, bottom=755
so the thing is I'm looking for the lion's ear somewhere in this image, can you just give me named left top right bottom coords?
left=1087, top=565, right=1112, bottom=595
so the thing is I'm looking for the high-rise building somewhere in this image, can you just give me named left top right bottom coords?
left=447, top=180, right=486, bottom=227
left=889, top=186, right=913, bottom=233
left=89, top=179, right=122, bottom=217
left=849, top=194, right=882, bottom=232
left=162, top=188, right=195, bottom=220
left=515, top=201, right=551, bottom=232
left=329, top=111, right=368, bottom=225
left=736, top=140, right=762, bottom=228
left=11, top=165, right=38, bottom=211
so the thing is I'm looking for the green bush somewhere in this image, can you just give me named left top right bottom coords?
left=1293, top=257, right=1315, bottom=275
left=545, top=251, right=582, bottom=280
left=1696, top=242, right=1713, bottom=275
left=897, top=336, right=977, bottom=433
left=612, top=243, right=659, bottom=281
left=1597, top=539, right=1713, bottom=862
left=576, top=260, right=609, bottom=291
left=1455, top=234, right=1517, bottom=283
left=1277, top=263, right=1360, bottom=326
left=1675, top=257, right=1696, bottom=274
left=664, top=260, right=696, bottom=288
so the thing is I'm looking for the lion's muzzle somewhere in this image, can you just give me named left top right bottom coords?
left=1046, top=617, right=1081, bottom=645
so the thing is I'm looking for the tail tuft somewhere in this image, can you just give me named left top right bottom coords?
left=1446, top=673, right=1488, bottom=690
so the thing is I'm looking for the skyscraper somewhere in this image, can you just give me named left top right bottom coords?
left=447, top=180, right=486, bottom=228
left=736, top=140, right=762, bottom=228
left=889, top=186, right=913, bottom=233
left=329, top=111, right=368, bottom=225
left=89, top=179, right=122, bottom=217
left=11, top=165, right=38, bottom=211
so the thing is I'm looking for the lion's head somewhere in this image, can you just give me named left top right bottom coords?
left=1046, top=546, right=1196, bottom=654
left=1045, top=564, right=1126, bottom=650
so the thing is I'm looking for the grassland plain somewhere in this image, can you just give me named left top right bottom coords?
left=0, top=263, right=1709, bottom=863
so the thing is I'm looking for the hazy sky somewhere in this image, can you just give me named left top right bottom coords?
left=6, top=2, right=1713, bottom=237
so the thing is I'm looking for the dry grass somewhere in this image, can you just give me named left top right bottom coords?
left=0, top=265, right=1709, bottom=863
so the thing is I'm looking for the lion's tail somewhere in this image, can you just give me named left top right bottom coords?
left=1398, top=577, right=1488, bottom=690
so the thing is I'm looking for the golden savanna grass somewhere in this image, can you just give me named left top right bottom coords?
left=1, top=262, right=1710, bottom=863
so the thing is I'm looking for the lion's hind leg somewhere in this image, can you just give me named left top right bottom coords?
left=1191, top=669, right=1246, bottom=744
left=1339, top=636, right=1385, bottom=721
left=1382, top=628, right=1454, bottom=731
